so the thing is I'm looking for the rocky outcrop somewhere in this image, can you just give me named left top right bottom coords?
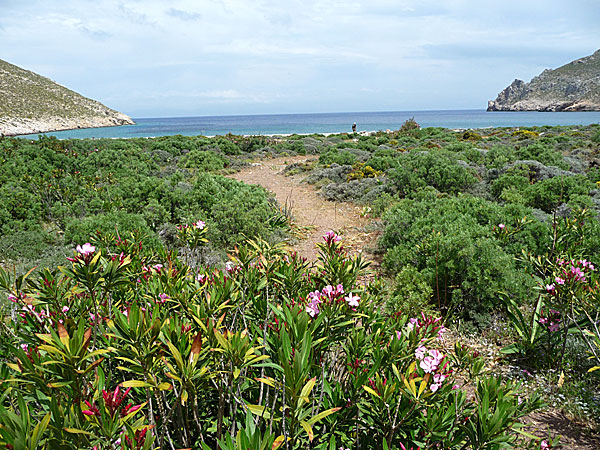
left=0, top=59, right=134, bottom=136
left=487, top=50, right=600, bottom=111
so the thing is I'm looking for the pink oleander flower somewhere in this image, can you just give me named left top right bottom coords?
left=336, top=284, right=344, bottom=295
left=196, top=273, right=206, bottom=283
left=323, top=230, right=341, bottom=242
left=225, top=261, right=235, bottom=272
left=555, top=277, right=565, bottom=285
left=437, top=325, right=446, bottom=340
left=158, top=293, right=170, bottom=304
left=306, top=302, right=320, bottom=318
left=415, top=346, right=427, bottom=360
left=62, top=305, right=69, bottom=313
left=308, top=290, right=321, bottom=301
left=430, top=382, right=441, bottom=392
left=545, top=283, right=555, bottom=293
left=76, top=243, right=96, bottom=256
left=396, top=330, right=402, bottom=340
left=193, top=220, right=205, bottom=229
left=153, top=264, right=163, bottom=271
left=345, top=293, right=360, bottom=308
left=323, top=285, right=334, bottom=297
left=420, top=356, right=438, bottom=373
left=8, top=293, right=17, bottom=302
left=428, top=349, right=444, bottom=364
left=548, top=323, right=560, bottom=332
left=540, top=440, right=550, bottom=449
left=498, top=223, right=505, bottom=229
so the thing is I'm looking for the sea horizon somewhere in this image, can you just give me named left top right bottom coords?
left=18, top=109, right=600, bottom=140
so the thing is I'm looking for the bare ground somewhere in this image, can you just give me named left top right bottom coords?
left=229, top=155, right=380, bottom=263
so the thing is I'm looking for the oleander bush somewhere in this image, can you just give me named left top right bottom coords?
left=0, top=231, right=544, bottom=450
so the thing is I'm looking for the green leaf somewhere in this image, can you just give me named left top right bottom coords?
left=300, top=420, right=314, bottom=441
left=246, top=404, right=271, bottom=420
left=307, top=407, right=341, bottom=426
left=121, top=380, right=153, bottom=388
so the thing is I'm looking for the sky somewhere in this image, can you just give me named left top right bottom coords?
left=0, top=0, right=598, bottom=118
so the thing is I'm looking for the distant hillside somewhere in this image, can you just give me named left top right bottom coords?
left=487, top=50, right=600, bottom=111
left=0, top=59, right=134, bottom=135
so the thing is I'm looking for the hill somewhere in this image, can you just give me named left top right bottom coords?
left=0, top=59, right=134, bottom=135
left=487, top=49, right=600, bottom=111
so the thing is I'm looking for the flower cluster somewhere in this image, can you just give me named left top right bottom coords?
left=401, top=313, right=446, bottom=340
left=176, top=220, right=208, bottom=248
left=82, top=386, right=142, bottom=418
left=539, top=308, right=561, bottom=333
left=556, top=258, right=594, bottom=284
left=305, top=284, right=360, bottom=317
left=415, top=346, right=449, bottom=392
left=123, top=426, right=150, bottom=450
left=323, top=230, right=341, bottom=245
left=67, top=242, right=97, bottom=264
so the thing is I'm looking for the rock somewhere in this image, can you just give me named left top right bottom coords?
left=487, top=50, right=600, bottom=111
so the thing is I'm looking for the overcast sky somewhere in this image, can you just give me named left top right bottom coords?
left=0, top=0, right=598, bottom=117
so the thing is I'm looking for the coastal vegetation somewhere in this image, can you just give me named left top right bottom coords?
left=1, top=124, right=600, bottom=449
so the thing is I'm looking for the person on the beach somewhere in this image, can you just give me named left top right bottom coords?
left=352, top=122, right=357, bottom=132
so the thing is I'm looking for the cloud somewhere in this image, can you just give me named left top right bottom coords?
left=166, top=8, right=201, bottom=21
left=1, top=0, right=598, bottom=116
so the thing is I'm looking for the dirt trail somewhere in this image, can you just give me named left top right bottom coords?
left=229, top=156, right=378, bottom=262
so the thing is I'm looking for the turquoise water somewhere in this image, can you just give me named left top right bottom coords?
left=19, top=110, right=600, bottom=139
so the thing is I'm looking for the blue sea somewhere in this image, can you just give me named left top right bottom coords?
left=19, top=110, right=600, bottom=139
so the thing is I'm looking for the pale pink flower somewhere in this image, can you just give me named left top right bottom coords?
left=62, top=306, right=69, bottom=313
left=323, top=285, right=334, bottom=297
left=420, top=356, right=438, bottom=373
left=345, top=293, right=360, bottom=307
left=540, top=440, right=549, bottom=450
left=498, top=223, right=505, bottom=229
left=555, top=277, right=565, bottom=285
left=196, top=273, right=206, bottom=283
left=76, top=243, right=96, bottom=256
left=306, top=302, right=320, bottom=318
left=430, top=383, right=441, bottom=392
left=437, top=326, right=446, bottom=340
left=336, top=284, right=345, bottom=295
left=545, top=284, right=555, bottom=293
left=396, top=330, right=402, bottom=340
left=428, top=349, right=444, bottom=364
left=193, top=220, right=205, bottom=229
left=415, top=346, right=427, bottom=360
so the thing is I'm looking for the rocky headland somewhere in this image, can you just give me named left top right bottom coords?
left=487, top=49, right=600, bottom=112
left=0, top=59, right=134, bottom=136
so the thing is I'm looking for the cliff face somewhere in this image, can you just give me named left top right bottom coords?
left=487, top=50, right=600, bottom=111
left=0, top=59, right=134, bottom=136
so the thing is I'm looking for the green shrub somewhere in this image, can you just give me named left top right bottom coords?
left=387, top=266, right=435, bottom=317
left=64, top=210, right=158, bottom=247
left=380, top=193, right=539, bottom=323
left=319, top=149, right=357, bottom=166
left=386, top=150, right=477, bottom=197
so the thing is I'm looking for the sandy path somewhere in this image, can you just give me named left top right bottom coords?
left=229, top=156, right=377, bottom=262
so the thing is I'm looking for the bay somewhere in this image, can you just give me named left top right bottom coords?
left=19, top=109, right=600, bottom=139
